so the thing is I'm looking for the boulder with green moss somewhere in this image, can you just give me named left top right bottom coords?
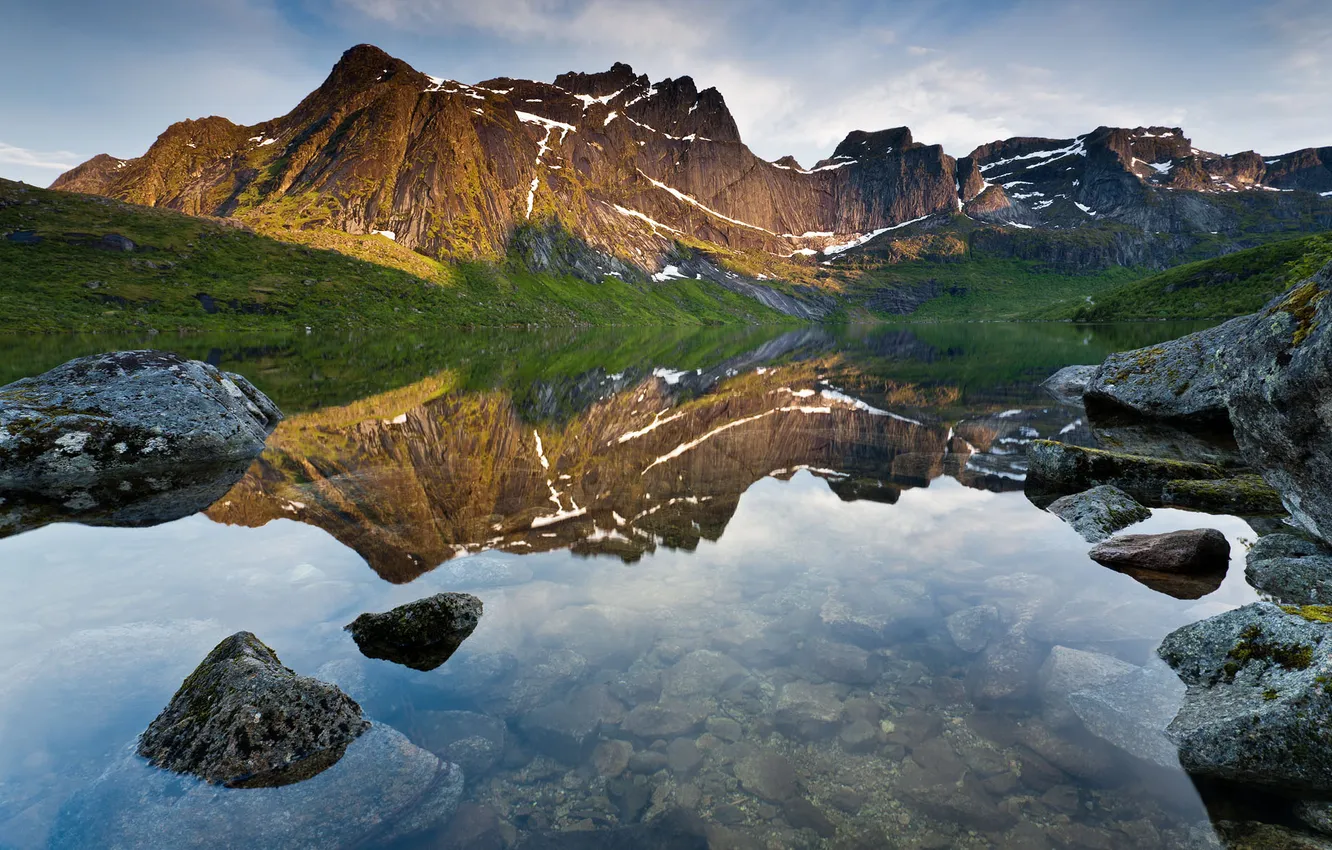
left=1026, top=439, right=1223, bottom=502
left=1163, top=474, right=1286, bottom=516
left=346, top=593, right=482, bottom=671
left=1157, top=602, right=1332, bottom=792
left=1046, top=485, right=1151, bottom=542
left=1083, top=313, right=1252, bottom=424
left=1223, top=262, right=1332, bottom=546
left=0, top=350, right=281, bottom=487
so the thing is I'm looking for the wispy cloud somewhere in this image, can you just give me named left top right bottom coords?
left=0, top=142, right=79, bottom=171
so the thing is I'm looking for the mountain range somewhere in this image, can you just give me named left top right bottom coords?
left=50, top=44, right=1332, bottom=318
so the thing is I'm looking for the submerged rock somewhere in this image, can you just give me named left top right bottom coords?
left=1158, top=602, right=1332, bottom=792
left=1041, top=365, right=1098, bottom=405
left=1163, top=475, right=1287, bottom=516
left=345, top=592, right=482, bottom=671
left=1090, top=529, right=1231, bottom=575
left=52, top=724, right=463, bottom=850
left=819, top=579, right=934, bottom=647
left=0, top=350, right=281, bottom=486
left=1223, top=263, right=1332, bottom=546
left=138, top=632, right=369, bottom=788
left=1084, top=314, right=1251, bottom=424
left=1047, top=485, right=1151, bottom=543
left=1066, top=658, right=1185, bottom=768
left=1038, top=646, right=1136, bottom=729
left=1246, top=534, right=1332, bottom=605
left=1026, top=439, right=1223, bottom=502
left=945, top=605, right=1002, bottom=654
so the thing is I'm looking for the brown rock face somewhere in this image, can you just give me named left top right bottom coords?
left=1090, top=528, right=1231, bottom=574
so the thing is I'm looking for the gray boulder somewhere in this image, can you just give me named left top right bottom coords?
left=1089, top=529, right=1231, bottom=575
left=1042, top=365, right=1098, bottom=405
left=346, top=593, right=482, bottom=671
left=1066, top=658, right=1184, bottom=768
left=945, top=605, right=1002, bottom=653
left=1047, top=485, right=1151, bottom=542
left=1157, top=602, right=1332, bottom=792
left=1026, top=440, right=1222, bottom=502
left=51, top=724, right=463, bottom=850
left=0, top=351, right=281, bottom=485
left=1038, top=646, right=1136, bottom=729
left=1246, top=534, right=1332, bottom=605
left=1084, top=313, right=1252, bottom=423
left=1223, top=263, right=1332, bottom=546
left=138, top=632, right=368, bottom=788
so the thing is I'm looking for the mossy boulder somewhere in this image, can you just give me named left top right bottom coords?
left=346, top=593, right=482, bottom=671
left=138, top=632, right=369, bottom=788
left=1084, top=313, right=1253, bottom=424
left=1163, top=474, right=1286, bottom=516
left=1157, top=602, right=1332, bottom=792
left=1026, top=439, right=1223, bottom=503
left=0, top=350, right=281, bottom=486
left=1222, top=261, right=1332, bottom=546
left=1046, top=484, right=1151, bottom=542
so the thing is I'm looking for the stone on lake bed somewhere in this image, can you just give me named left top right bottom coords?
left=945, top=605, right=1002, bottom=654
left=345, top=592, right=482, bottom=671
left=1047, top=485, right=1151, bottom=543
left=137, top=632, right=369, bottom=788
left=1038, top=646, right=1136, bottom=730
left=1090, top=528, right=1231, bottom=575
left=0, top=350, right=281, bottom=486
left=1158, top=602, right=1332, bottom=792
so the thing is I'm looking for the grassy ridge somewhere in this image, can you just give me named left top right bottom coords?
left=0, top=180, right=780, bottom=332
left=1033, top=232, right=1332, bottom=321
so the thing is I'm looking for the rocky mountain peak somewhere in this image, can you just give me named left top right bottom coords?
left=554, top=61, right=640, bottom=96
left=773, top=155, right=804, bottom=170
left=324, top=43, right=421, bottom=92
left=832, top=127, right=919, bottom=161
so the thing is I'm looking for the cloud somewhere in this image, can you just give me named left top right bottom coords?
left=0, top=142, right=79, bottom=171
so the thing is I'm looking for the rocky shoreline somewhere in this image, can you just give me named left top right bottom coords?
left=1029, top=259, right=1332, bottom=842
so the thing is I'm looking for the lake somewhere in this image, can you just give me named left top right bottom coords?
left=0, top=322, right=1271, bottom=849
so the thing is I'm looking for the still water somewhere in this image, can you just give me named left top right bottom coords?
left=0, top=323, right=1268, bottom=849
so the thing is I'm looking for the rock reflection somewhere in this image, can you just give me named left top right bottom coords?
left=206, top=359, right=1086, bottom=583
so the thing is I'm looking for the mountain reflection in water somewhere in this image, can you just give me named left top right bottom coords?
left=0, top=322, right=1274, bottom=850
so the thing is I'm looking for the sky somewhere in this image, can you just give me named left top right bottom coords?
left=2, top=0, right=1329, bottom=186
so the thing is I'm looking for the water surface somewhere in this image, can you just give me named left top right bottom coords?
left=0, top=322, right=1268, bottom=849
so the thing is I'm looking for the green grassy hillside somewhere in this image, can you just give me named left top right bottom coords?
left=1032, top=232, right=1332, bottom=321
left=0, top=180, right=781, bottom=332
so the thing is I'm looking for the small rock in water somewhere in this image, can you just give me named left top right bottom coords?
left=345, top=592, right=482, bottom=671
left=945, top=605, right=1002, bottom=654
left=137, top=631, right=369, bottom=788
left=967, top=626, right=1046, bottom=707
left=1158, top=602, right=1332, bottom=792
left=1038, top=645, right=1136, bottom=729
left=1090, top=528, right=1230, bottom=575
left=774, top=680, right=843, bottom=740
left=733, top=752, right=799, bottom=802
left=1041, top=364, right=1098, bottom=405
left=1047, top=485, right=1151, bottom=543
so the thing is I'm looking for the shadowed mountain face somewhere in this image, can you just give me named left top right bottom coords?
left=205, top=352, right=1089, bottom=583
left=51, top=45, right=1332, bottom=304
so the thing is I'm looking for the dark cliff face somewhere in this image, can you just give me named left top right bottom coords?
left=50, top=43, right=1332, bottom=284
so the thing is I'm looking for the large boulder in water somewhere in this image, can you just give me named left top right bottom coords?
left=1222, top=262, right=1332, bottom=545
left=1245, top=533, right=1332, bottom=606
left=0, top=350, right=281, bottom=486
left=1083, top=314, right=1252, bottom=424
left=1089, top=528, right=1231, bottom=575
left=346, top=593, right=483, bottom=671
left=1041, top=364, right=1098, bottom=405
left=1157, top=602, right=1332, bottom=792
left=138, top=632, right=369, bottom=788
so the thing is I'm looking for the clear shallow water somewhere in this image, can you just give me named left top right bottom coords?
left=0, top=323, right=1271, bottom=849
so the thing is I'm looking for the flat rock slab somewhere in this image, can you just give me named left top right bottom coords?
left=138, top=632, right=368, bottom=788
left=346, top=592, right=482, bottom=671
left=1090, top=529, right=1231, bottom=575
left=1027, top=440, right=1222, bottom=503
left=51, top=724, right=463, bottom=850
left=1047, top=485, right=1151, bottom=543
left=0, top=350, right=281, bottom=486
left=1246, top=533, right=1332, bottom=605
left=1163, top=475, right=1286, bottom=517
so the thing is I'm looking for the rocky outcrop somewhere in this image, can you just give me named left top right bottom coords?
left=1162, top=474, right=1286, bottom=516
left=1089, top=529, right=1231, bottom=575
left=1245, top=534, right=1332, bottom=605
left=346, top=593, right=483, bottom=671
left=1223, top=263, right=1332, bottom=545
left=1046, top=485, right=1150, bottom=542
left=0, top=350, right=281, bottom=486
left=1083, top=314, right=1252, bottom=424
left=138, top=632, right=369, bottom=787
left=1158, top=603, right=1332, bottom=792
